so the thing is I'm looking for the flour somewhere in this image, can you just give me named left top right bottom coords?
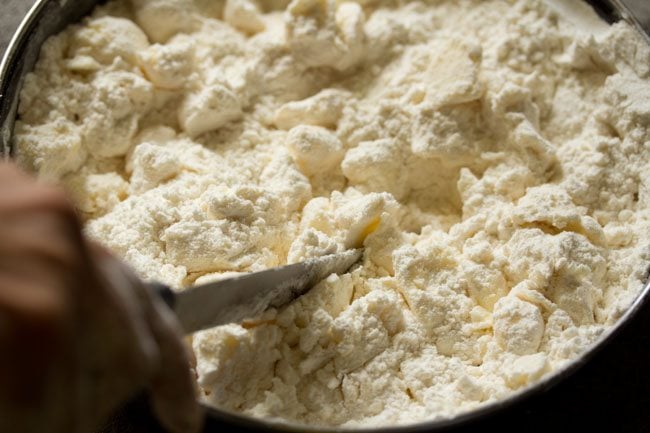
left=14, top=0, right=650, bottom=427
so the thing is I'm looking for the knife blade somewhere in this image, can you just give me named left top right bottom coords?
left=150, top=249, right=362, bottom=334
left=618, top=0, right=650, bottom=40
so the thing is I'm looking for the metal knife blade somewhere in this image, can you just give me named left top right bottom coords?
left=168, top=249, right=362, bottom=334
left=618, top=0, right=650, bottom=40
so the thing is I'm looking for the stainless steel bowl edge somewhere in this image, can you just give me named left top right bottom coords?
left=0, top=0, right=105, bottom=159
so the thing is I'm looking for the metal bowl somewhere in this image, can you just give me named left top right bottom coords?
left=1, top=1, right=649, bottom=432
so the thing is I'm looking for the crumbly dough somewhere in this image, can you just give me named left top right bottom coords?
left=15, top=0, right=650, bottom=427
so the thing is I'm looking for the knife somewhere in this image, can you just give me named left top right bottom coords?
left=617, top=0, right=650, bottom=41
left=149, top=249, right=362, bottom=334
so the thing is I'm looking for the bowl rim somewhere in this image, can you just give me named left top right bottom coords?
left=1, top=1, right=649, bottom=432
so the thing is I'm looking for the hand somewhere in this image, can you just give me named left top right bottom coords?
left=0, top=163, right=203, bottom=433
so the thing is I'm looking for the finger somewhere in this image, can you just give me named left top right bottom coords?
left=89, top=252, right=160, bottom=379
left=0, top=271, right=67, bottom=323
left=0, top=274, right=70, bottom=405
left=74, top=252, right=161, bottom=431
left=147, top=298, right=204, bottom=433
left=0, top=212, right=83, bottom=271
left=0, top=211, right=87, bottom=321
left=0, top=162, right=33, bottom=185
left=0, top=280, right=69, bottom=405
left=103, top=258, right=204, bottom=433
left=0, top=177, right=78, bottom=220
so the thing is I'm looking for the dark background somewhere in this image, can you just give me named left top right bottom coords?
left=2, top=1, right=650, bottom=432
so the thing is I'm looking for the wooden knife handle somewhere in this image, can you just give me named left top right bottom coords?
left=148, top=281, right=177, bottom=309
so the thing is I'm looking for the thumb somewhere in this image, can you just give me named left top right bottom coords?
left=147, top=296, right=204, bottom=433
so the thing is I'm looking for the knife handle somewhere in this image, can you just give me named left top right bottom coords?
left=148, top=281, right=177, bottom=309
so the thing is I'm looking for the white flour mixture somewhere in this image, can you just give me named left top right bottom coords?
left=15, top=0, right=650, bottom=427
